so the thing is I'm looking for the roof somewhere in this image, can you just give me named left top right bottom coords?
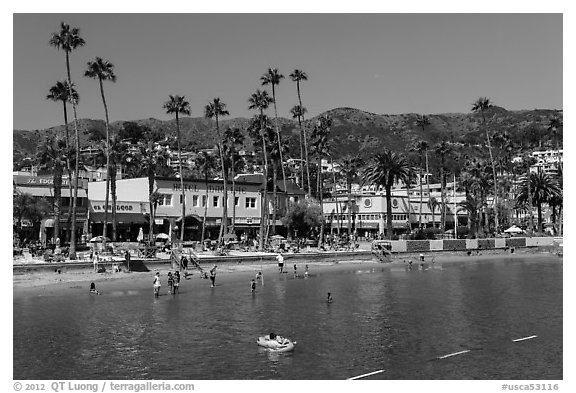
left=14, top=186, right=87, bottom=198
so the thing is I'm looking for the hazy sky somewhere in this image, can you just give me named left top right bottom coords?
left=13, top=13, right=562, bottom=130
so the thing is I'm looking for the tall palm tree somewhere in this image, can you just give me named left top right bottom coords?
left=434, top=141, right=452, bottom=233
left=362, top=150, right=411, bottom=239
left=409, top=140, right=429, bottom=229
left=248, top=90, right=274, bottom=250
left=290, top=69, right=311, bottom=196
left=471, top=97, right=499, bottom=233
left=50, top=21, right=85, bottom=259
left=339, top=155, right=363, bottom=235
left=84, top=57, right=116, bottom=247
left=290, top=104, right=308, bottom=187
left=261, top=68, right=287, bottom=195
left=548, top=115, right=563, bottom=168
left=223, top=127, right=245, bottom=234
left=46, top=80, right=78, bottom=242
left=428, top=196, right=439, bottom=229
left=194, top=151, right=218, bottom=248
left=205, top=98, right=230, bottom=245
left=108, top=134, right=130, bottom=241
left=310, top=115, right=332, bottom=246
left=163, top=95, right=191, bottom=241
left=36, top=133, right=67, bottom=244
left=515, top=171, right=561, bottom=233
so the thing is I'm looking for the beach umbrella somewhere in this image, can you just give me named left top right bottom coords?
left=504, top=225, right=524, bottom=234
left=89, top=236, right=110, bottom=243
left=137, top=227, right=144, bottom=242
left=156, top=233, right=170, bottom=240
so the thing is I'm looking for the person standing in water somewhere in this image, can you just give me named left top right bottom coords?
left=209, top=265, right=217, bottom=287
left=167, top=272, right=174, bottom=295
left=304, top=264, right=309, bottom=278
left=327, top=292, right=333, bottom=303
left=153, top=272, right=161, bottom=297
left=251, top=279, right=256, bottom=293
left=276, top=253, right=284, bottom=273
left=89, top=282, right=101, bottom=295
left=173, top=271, right=180, bottom=294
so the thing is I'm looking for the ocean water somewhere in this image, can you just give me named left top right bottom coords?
left=13, top=256, right=562, bottom=380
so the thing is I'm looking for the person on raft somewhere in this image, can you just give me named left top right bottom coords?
left=268, top=332, right=288, bottom=344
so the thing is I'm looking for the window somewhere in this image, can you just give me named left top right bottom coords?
left=192, top=195, right=199, bottom=207
left=245, top=197, right=257, bottom=209
left=213, top=196, right=219, bottom=208
left=235, top=197, right=240, bottom=207
left=179, top=194, right=183, bottom=204
left=202, top=195, right=206, bottom=207
left=157, top=194, right=172, bottom=206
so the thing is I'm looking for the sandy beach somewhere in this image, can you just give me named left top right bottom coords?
left=13, top=247, right=560, bottom=297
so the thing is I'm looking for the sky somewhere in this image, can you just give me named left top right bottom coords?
left=13, top=13, right=563, bottom=131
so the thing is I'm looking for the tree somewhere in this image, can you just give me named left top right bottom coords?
left=310, top=115, right=333, bottom=246
left=46, top=80, right=78, bottom=242
left=261, top=68, right=287, bottom=194
left=428, top=196, right=439, bottom=230
left=265, top=124, right=289, bottom=236
left=339, top=155, right=363, bottom=235
left=515, top=171, right=561, bottom=233
left=13, top=193, right=51, bottom=244
left=84, top=57, right=116, bottom=247
left=248, top=90, right=274, bottom=250
left=163, top=95, right=191, bottom=241
left=281, top=199, right=322, bottom=240
left=108, top=134, right=131, bottom=241
left=290, top=69, right=311, bottom=196
left=409, top=140, right=429, bottom=229
left=194, top=151, right=218, bottom=248
left=36, top=133, right=67, bottom=243
left=223, top=127, right=245, bottom=234
left=362, top=150, right=410, bottom=239
left=434, top=141, right=452, bottom=232
left=290, top=104, right=308, bottom=188
left=471, top=97, right=499, bottom=233
left=129, top=137, right=171, bottom=244
left=548, top=114, right=563, bottom=167
left=50, top=22, right=85, bottom=259
left=205, top=98, right=230, bottom=245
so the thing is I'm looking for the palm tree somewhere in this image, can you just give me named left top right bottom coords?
left=130, top=139, right=171, bottom=244
left=163, top=95, right=191, bottom=241
left=223, top=127, right=245, bottom=234
left=310, top=115, right=332, bottom=246
left=84, top=57, right=116, bottom=247
left=290, top=69, right=311, bottom=196
left=266, top=124, right=290, bottom=236
left=434, top=141, right=452, bottom=233
left=339, top=155, right=363, bottom=235
left=471, top=97, right=499, bottom=233
left=50, top=21, right=85, bottom=259
left=290, top=104, right=308, bottom=187
left=36, top=133, right=67, bottom=244
left=194, top=151, right=218, bottom=247
left=261, top=68, right=288, bottom=195
left=409, top=140, right=429, bottom=229
left=415, top=114, right=431, bottom=133
left=428, top=196, right=440, bottom=230
left=108, top=134, right=130, bottom=241
left=362, top=150, right=411, bottom=239
left=248, top=90, right=274, bottom=250
left=515, top=171, right=561, bottom=233
left=548, top=115, right=563, bottom=167
left=46, top=80, right=78, bottom=242
left=205, top=98, right=230, bottom=245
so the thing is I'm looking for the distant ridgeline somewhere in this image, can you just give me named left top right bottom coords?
left=13, top=107, right=562, bottom=170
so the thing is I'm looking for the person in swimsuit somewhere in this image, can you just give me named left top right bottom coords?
left=327, top=292, right=333, bottom=303
left=251, top=279, right=256, bottom=293
left=173, top=271, right=180, bottom=294
left=167, top=272, right=174, bottom=295
left=209, top=265, right=217, bottom=287
left=153, top=272, right=161, bottom=297
left=89, top=282, right=100, bottom=295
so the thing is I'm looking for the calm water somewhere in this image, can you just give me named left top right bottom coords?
left=13, top=256, right=562, bottom=380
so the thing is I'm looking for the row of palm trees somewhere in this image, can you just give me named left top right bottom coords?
left=41, top=22, right=561, bottom=255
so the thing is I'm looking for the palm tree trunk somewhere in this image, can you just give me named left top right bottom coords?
left=347, top=182, right=352, bottom=235
left=425, top=150, right=431, bottom=228
left=99, top=77, right=111, bottom=248
left=537, top=203, right=543, bottom=233
left=217, top=141, right=228, bottom=245
left=271, top=161, right=278, bottom=235
left=201, top=177, right=209, bottom=249
left=259, top=112, right=269, bottom=250
left=110, top=165, right=117, bottom=241
left=148, top=172, right=154, bottom=245
left=385, top=184, right=393, bottom=239
left=53, top=162, right=62, bottom=243
left=230, top=163, right=237, bottom=234
left=176, top=114, right=185, bottom=242
left=271, top=84, right=288, bottom=195
left=66, top=50, right=80, bottom=259
left=486, top=130, right=499, bottom=233
left=297, top=115, right=305, bottom=188
left=440, top=167, right=446, bottom=233
left=330, top=160, right=340, bottom=235
left=61, top=101, right=73, bottom=243
left=297, top=82, right=311, bottom=197
left=418, top=167, right=424, bottom=229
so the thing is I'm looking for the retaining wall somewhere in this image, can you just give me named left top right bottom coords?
left=390, top=237, right=555, bottom=254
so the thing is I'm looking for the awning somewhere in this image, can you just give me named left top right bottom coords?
left=15, top=186, right=87, bottom=198
left=90, top=212, right=147, bottom=224
left=44, top=218, right=55, bottom=228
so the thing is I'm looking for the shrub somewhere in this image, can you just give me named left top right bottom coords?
left=477, top=239, right=495, bottom=249
left=443, top=239, right=467, bottom=251
left=406, top=240, right=430, bottom=252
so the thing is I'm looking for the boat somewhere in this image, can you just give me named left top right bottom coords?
left=257, top=335, right=297, bottom=352
left=371, top=240, right=392, bottom=263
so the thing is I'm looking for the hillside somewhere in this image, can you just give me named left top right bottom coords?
left=13, top=107, right=562, bottom=168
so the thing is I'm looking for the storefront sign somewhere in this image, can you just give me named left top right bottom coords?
left=172, top=183, right=247, bottom=194
left=90, top=201, right=142, bottom=213
left=14, top=175, right=71, bottom=187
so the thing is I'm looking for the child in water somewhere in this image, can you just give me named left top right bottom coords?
left=173, top=271, right=180, bottom=294
left=251, top=279, right=256, bottom=293
left=167, top=272, right=174, bottom=295
left=89, top=282, right=101, bottom=295
left=327, top=292, right=333, bottom=303
left=153, top=272, right=161, bottom=297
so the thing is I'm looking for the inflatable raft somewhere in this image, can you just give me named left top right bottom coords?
left=257, top=335, right=297, bottom=352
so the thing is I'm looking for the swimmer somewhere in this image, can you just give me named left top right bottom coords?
left=256, top=271, right=262, bottom=281
left=327, top=292, right=333, bottom=303
left=89, top=282, right=101, bottom=295
left=251, top=279, right=256, bottom=293
left=304, top=264, right=309, bottom=278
